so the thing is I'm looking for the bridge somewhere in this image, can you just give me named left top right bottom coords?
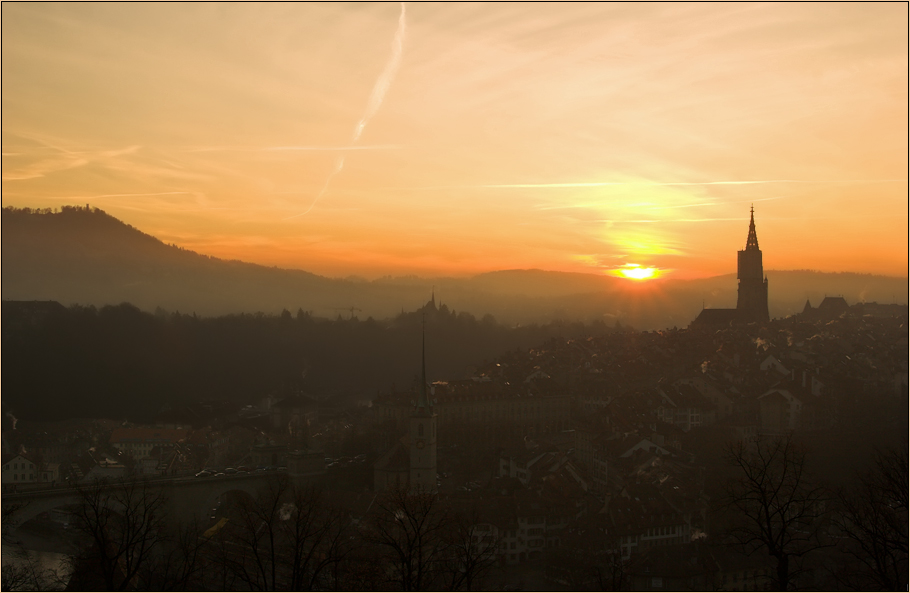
left=2, top=470, right=317, bottom=535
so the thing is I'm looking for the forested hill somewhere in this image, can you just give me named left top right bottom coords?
left=2, top=206, right=907, bottom=329
left=0, top=300, right=621, bottom=422
left=1, top=205, right=363, bottom=317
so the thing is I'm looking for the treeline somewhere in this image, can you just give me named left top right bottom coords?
left=1, top=301, right=627, bottom=422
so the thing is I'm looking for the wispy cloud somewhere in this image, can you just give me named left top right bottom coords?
left=62, top=191, right=196, bottom=200
left=405, top=179, right=907, bottom=191
left=534, top=195, right=786, bottom=213
left=1, top=137, right=142, bottom=181
left=185, top=144, right=401, bottom=153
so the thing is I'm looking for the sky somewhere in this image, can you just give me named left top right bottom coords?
left=3, top=3, right=907, bottom=280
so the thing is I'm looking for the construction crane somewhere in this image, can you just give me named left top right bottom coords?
left=330, top=306, right=362, bottom=320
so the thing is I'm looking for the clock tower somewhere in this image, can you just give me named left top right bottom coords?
left=409, top=319, right=437, bottom=494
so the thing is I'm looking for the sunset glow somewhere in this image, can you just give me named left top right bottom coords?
left=2, top=3, right=907, bottom=279
left=611, top=265, right=662, bottom=281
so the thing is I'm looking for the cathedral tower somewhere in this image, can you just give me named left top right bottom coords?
left=409, top=319, right=437, bottom=493
left=736, top=207, right=770, bottom=322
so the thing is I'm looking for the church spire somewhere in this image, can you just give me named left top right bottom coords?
left=745, top=205, right=760, bottom=251
left=416, top=313, right=431, bottom=413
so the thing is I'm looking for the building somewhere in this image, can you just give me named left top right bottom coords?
left=757, top=388, right=802, bottom=433
left=374, top=324, right=438, bottom=493
left=108, top=427, right=189, bottom=458
left=249, top=443, right=288, bottom=468
left=801, top=295, right=850, bottom=321
left=373, top=383, right=571, bottom=447
left=691, top=208, right=770, bottom=328
left=373, top=438, right=410, bottom=492
left=269, top=394, right=318, bottom=437
left=656, top=384, right=717, bottom=431
left=2, top=454, right=39, bottom=485
left=286, top=449, right=326, bottom=479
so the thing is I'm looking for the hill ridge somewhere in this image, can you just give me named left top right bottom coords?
left=2, top=206, right=906, bottom=328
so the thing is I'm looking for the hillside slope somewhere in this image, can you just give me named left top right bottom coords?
left=2, top=206, right=906, bottom=328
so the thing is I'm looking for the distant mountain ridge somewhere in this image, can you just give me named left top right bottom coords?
left=2, top=206, right=907, bottom=329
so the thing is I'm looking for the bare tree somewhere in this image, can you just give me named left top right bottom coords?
left=216, top=475, right=350, bottom=591
left=544, top=546, right=599, bottom=589
left=367, top=486, right=451, bottom=591
left=724, top=434, right=829, bottom=591
left=71, top=479, right=167, bottom=591
left=329, top=538, right=387, bottom=592
left=593, top=552, right=630, bottom=592
left=135, top=518, right=207, bottom=591
left=544, top=544, right=628, bottom=591
left=0, top=504, right=38, bottom=592
left=834, top=446, right=908, bottom=590
left=444, top=508, right=500, bottom=591
left=221, top=477, right=286, bottom=590
left=0, top=545, right=67, bottom=591
left=279, top=485, right=351, bottom=591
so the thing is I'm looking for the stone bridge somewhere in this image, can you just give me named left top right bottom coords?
left=2, top=471, right=304, bottom=534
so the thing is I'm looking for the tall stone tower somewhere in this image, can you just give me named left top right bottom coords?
left=409, top=320, right=437, bottom=494
left=736, top=207, right=770, bottom=322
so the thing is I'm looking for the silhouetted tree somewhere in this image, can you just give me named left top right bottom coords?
left=135, top=517, right=208, bottom=591
left=724, top=434, right=829, bottom=591
left=0, top=544, right=66, bottom=591
left=71, top=480, right=167, bottom=591
left=833, top=446, right=908, bottom=590
left=544, top=544, right=629, bottom=591
left=593, top=552, right=630, bottom=592
left=217, top=476, right=350, bottom=591
left=367, top=486, right=451, bottom=591
left=444, top=508, right=500, bottom=591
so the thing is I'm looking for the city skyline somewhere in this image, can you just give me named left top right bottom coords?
left=3, top=3, right=907, bottom=280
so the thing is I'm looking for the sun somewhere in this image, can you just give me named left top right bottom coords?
left=609, top=264, right=661, bottom=281
left=621, top=266, right=656, bottom=280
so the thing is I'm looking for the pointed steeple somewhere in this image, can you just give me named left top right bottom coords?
left=745, top=205, right=760, bottom=251
left=416, top=313, right=431, bottom=414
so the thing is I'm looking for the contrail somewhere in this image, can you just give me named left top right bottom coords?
left=401, top=179, right=907, bottom=190
left=287, top=2, right=406, bottom=220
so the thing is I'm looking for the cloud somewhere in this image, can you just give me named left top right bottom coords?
left=1, top=136, right=142, bottom=181
left=184, top=144, right=401, bottom=153
left=404, top=179, right=907, bottom=191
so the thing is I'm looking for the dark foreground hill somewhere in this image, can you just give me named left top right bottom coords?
left=2, top=206, right=907, bottom=329
left=0, top=299, right=621, bottom=422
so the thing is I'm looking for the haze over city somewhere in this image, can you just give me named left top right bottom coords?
left=3, top=3, right=907, bottom=280
left=2, top=5, right=909, bottom=592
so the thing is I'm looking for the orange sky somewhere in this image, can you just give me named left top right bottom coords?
left=3, top=3, right=907, bottom=280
